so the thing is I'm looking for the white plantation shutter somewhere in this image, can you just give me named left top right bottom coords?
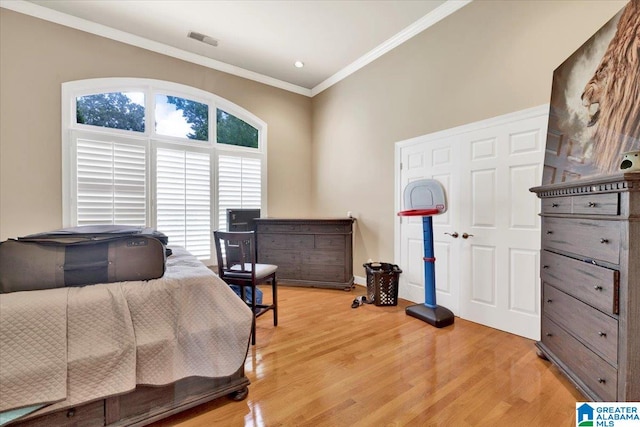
left=157, top=147, right=211, bottom=259
left=76, top=138, right=146, bottom=225
left=64, top=80, right=266, bottom=266
left=218, top=155, right=261, bottom=231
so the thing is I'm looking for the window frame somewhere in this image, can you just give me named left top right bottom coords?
left=62, top=78, right=268, bottom=263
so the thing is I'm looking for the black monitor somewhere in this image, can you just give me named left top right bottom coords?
left=226, top=208, right=261, bottom=231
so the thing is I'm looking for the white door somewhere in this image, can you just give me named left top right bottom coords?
left=395, top=106, right=547, bottom=340
left=397, top=135, right=461, bottom=314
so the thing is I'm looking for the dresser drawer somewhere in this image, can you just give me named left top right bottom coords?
left=541, top=315, right=617, bottom=401
left=257, top=223, right=303, bottom=233
left=571, top=193, right=619, bottom=215
left=16, top=400, right=105, bottom=427
left=276, top=264, right=302, bottom=278
left=542, top=217, right=621, bottom=264
left=315, top=234, right=346, bottom=250
left=258, top=249, right=302, bottom=265
left=542, top=197, right=572, bottom=214
left=541, top=251, right=619, bottom=315
left=302, top=250, right=345, bottom=265
left=302, top=223, right=351, bottom=234
left=541, top=193, right=619, bottom=215
left=258, top=233, right=314, bottom=250
left=543, top=284, right=618, bottom=366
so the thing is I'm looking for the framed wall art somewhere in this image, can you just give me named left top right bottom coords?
left=542, top=0, right=639, bottom=184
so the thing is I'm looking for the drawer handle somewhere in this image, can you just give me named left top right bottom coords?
left=67, top=409, right=76, bottom=418
left=600, top=238, right=609, bottom=244
left=594, top=285, right=603, bottom=291
left=542, top=265, right=549, bottom=269
left=546, top=230, right=553, bottom=235
left=545, top=333, right=553, bottom=337
left=546, top=299, right=553, bottom=303
left=598, top=378, right=606, bottom=384
left=588, top=202, right=597, bottom=207
left=598, top=331, right=607, bottom=337
left=551, top=203, right=559, bottom=208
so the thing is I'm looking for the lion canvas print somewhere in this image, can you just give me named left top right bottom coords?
left=542, top=0, right=640, bottom=185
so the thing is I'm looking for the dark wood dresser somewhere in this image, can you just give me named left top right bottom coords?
left=254, top=218, right=354, bottom=290
left=530, top=172, right=640, bottom=401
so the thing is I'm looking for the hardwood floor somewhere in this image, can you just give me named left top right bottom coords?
left=150, top=285, right=584, bottom=426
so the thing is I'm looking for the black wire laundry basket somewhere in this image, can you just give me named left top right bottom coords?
left=363, top=262, right=402, bottom=306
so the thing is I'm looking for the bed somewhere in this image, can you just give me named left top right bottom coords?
left=0, top=246, right=253, bottom=426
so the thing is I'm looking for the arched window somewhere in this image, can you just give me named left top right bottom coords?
left=62, top=78, right=267, bottom=263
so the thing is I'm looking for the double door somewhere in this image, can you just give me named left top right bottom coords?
left=395, top=107, right=547, bottom=339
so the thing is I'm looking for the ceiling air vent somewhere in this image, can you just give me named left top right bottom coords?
left=187, top=31, right=218, bottom=47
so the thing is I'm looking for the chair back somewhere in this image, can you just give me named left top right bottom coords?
left=213, top=231, right=257, bottom=280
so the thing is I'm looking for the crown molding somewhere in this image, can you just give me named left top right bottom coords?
left=0, top=0, right=313, bottom=97
left=1, top=0, right=471, bottom=98
left=310, top=0, right=472, bottom=96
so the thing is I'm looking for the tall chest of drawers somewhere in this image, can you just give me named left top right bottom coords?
left=254, top=218, right=354, bottom=290
left=531, top=173, right=640, bottom=401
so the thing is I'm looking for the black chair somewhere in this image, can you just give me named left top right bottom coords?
left=213, top=230, right=277, bottom=345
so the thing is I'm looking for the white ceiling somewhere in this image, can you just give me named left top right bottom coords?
left=3, top=0, right=469, bottom=96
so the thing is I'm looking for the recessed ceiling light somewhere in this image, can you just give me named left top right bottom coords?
left=294, top=61, right=304, bottom=68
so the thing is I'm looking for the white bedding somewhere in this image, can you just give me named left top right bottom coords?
left=0, top=288, right=68, bottom=411
left=0, top=246, right=252, bottom=415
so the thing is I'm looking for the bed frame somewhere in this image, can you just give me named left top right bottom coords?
left=11, top=368, right=249, bottom=426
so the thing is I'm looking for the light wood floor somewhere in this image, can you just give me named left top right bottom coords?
left=150, top=285, right=584, bottom=427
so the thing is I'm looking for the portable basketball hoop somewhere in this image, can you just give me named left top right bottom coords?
left=398, top=179, right=454, bottom=328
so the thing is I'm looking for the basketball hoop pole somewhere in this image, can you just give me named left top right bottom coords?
left=421, top=216, right=437, bottom=309
left=398, top=210, right=454, bottom=328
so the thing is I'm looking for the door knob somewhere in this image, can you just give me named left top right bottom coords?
left=462, top=233, right=474, bottom=239
left=444, top=232, right=459, bottom=238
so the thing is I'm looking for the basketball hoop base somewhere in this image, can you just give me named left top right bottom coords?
left=406, top=304, right=454, bottom=328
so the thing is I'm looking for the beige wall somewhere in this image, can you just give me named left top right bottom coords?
left=0, top=1, right=629, bottom=276
left=0, top=9, right=312, bottom=240
left=311, top=0, right=627, bottom=275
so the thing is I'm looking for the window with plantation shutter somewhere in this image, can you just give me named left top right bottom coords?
left=63, top=78, right=267, bottom=264
left=157, top=147, right=211, bottom=259
left=75, top=136, right=147, bottom=226
left=218, top=155, right=262, bottom=232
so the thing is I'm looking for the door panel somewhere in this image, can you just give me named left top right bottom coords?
left=470, top=245, right=496, bottom=305
left=510, top=165, right=540, bottom=229
left=470, top=169, right=497, bottom=227
left=398, top=136, right=460, bottom=314
left=458, top=115, right=545, bottom=339
left=509, top=248, right=539, bottom=315
left=397, top=107, right=547, bottom=340
left=404, top=234, right=426, bottom=303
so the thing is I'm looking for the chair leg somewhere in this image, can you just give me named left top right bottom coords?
left=251, top=285, right=257, bottom=345
left=272, top=277, right=278, bottom=327
left=251, top=317, right=256, bottom=346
